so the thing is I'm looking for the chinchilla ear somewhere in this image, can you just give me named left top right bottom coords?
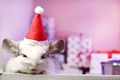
left=49, top=40, right=64, bottom=54
left=2, top=38, right=19, bottom=55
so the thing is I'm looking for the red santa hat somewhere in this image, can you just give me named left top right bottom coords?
left=25, top=6, right=47, bottom=42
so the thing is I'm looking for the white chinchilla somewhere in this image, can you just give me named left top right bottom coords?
left=2, top=38, right=64, bottom=74
left=2, top=6, right=64, bottom=74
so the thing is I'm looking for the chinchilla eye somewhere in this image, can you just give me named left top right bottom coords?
left=41, top=54, right=48, bottom=59
left=21, top=54, right=27, bottom=58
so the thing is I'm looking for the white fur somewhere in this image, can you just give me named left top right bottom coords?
left=6, top=56, right=52, bottom=74
left=2, top=39, right=64, bottom=74
left=35, top=6, right=44, bottom=14
left=6, top=56, right=35, bottom=73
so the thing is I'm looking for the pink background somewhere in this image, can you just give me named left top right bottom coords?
left=0, top=0, right=120, bottom=66
left=36, top=0, right=120, bottom=50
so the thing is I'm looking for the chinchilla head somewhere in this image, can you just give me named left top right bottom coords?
left=2, top=38, right=64, bottom=74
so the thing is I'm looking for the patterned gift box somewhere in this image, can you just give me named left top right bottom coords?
left=67, top=34, right=92, bottom=68
left=90, top=51, right=120, bottom=74
left=67, top=34, right=81, bottom=67
left=42, top=17, right=55, bottom=41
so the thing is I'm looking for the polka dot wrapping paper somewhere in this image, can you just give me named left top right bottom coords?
left=67, top=34, right=92, bottom=67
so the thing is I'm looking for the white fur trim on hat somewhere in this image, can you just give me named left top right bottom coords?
left=35, top=6, right=44, bottom=14
left=23, top=38, right=39, bottom=45
left=23, top=38, right=48, bottom=45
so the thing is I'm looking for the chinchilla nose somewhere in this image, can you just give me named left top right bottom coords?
left=31, top=61, right=39, bottom=67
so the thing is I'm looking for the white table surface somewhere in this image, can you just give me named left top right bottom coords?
left=0, top=73, right=120, bottom=80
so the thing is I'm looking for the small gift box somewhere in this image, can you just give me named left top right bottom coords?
left=90, top=50, right=120, bottom=74
left=101, top=60, right=120, bottom=75
left=67, top=34, right=92, bottom=68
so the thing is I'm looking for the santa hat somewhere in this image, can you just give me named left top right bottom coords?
left=25, top=6, right=47, bottom=42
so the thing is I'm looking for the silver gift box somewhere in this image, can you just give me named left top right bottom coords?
left=101, top=60, right=120, bottom=75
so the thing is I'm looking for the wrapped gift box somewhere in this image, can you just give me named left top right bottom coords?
left=90, top=51, right=120, bottom=74
left=42, top=17, right=55, bottom=41
left=67, top=34, right=81, bottom=67
left=101, top=60, right=120, bottom=75
left=67, top=34, right=92, bottom=68
left=90, top=53, right=108, bottom=74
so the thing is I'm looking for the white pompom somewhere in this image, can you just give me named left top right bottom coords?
left=35, top=6, right=44, bottom=14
